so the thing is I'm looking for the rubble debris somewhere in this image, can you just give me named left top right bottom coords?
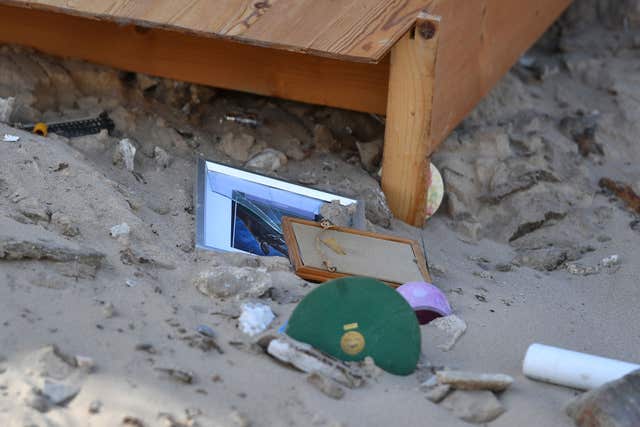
left=440, top=390, right=506, bottom=424
left=42, top=379, right=81, bottom=406
left=355, top=139, right=383, bottom=172
left=0, top=96, right=15, bottom=122
left=263, top=336, right=365, bottom=388
left=155, top=368, right=195, bottom=384
left=113, top=138, right=138, bottom=172
left=424, top=384, right=452, bottom=403
left=153, top=146, right=172, bottom=169
left=219, top=132, right=255, bottom=162
left=559, top=113, right=603, bottom=157
left=245, top=148, right=287, bottom=172
left=436, top=370, right=514, bottom=392
left=193, top=266, right=272, bottom=299
left=599, top=178, right=640, bottom=214
left=566, top=262, right=600, bottom=276
left=103, top=302, right=117, bottom=318
left=2, top=134, right=19, bottom=142
left=238, top=302, right=275, bottom=336
left=109, top=222, right=131, bottom=239
left=566, top=369, right=640, bottom=427
left=429, top=315, right=467, bottom=351
left=313, top=124, right=340, bottom=153
left=307, top=372, right=345, bottom=399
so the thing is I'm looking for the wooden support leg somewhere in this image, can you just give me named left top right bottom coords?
left=381, top=12, right=441, bottom=227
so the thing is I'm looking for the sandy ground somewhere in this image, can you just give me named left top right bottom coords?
left=1, top=2, right=640, bottom=426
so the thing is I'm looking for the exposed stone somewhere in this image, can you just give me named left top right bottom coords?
left=429, top=315, right=467, bottom=351
left=441, top=390, right=506, bottom=424
left=42, top=379, right=81, bottom=405
left=307, top=373, right=345, bottom=400
left=567, top=369, right=640, bottom=427
left=319, top=200, right=358, bottom=228
left=436, top=371, right=514, bottom=392
left=566, top=262, right=600, bottom=276
left=219, top=132, right=255, bottom=162
left=193, top=266, right=272, bottom=299
left=245, top=148, right=287, bottom=172
left=355, top=139, right=383, bottom=172
left=424, top=384, right=452, bottom=403
left=313, top=124, right=340, bottom=153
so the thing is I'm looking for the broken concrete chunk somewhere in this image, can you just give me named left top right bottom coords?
left=307, top=373, right=345, bottom=400
left=245, top=148, right=287, bottom=172
left=113, top=138, right=137, bottom=172
left=264, top=336, right=364, bottom=388
left=436, top=370, right=514, bottom=392
left=219, top=132, right=255, bottom=162
left=441, top=390, right=506, bottom=424
left=567, top=369, right=640, bottom=427
left=429, top=315, right=467, bottom=351
left=424, top=384, right=452, bottom=403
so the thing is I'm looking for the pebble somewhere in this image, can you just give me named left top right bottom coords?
left=196, top=324, right=216, bottom=338
left=245, top=148, right=287, bottom=172
left=441, top=390, right=506, bottom=423
left=436, top=370, right=514, bottom=392
left=155, top=367, right=194, bottom=384
left=42, top=379, right=81, bottom=405
left=566, top=263, right=599, bottom=276
left=75, top=355, right=96, bottom=372
left=307, top=373, right=345, bottom=400
left=110, top=223, right=131, bottom=238
left=103, top=302, right=117, bottom=318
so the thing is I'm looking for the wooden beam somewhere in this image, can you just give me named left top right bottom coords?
left=0, top=3, right=390, bottom=115
left=381, top=13, right=440, bottom=227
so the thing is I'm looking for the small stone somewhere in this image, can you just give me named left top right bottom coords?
left=51, top=213, right=80, bottom=237
left=238, top=303, right=274, bottom=336
left=123, top=416, right=146, bottom=426
left=307, top=373, right=345, bottom=400
left=601, top=254, right=620, bottom=268
left=430, top=315, right=467, bottom=351
left=42, top=379, right=81, bottom=405
left=566, top=263, right=599, bottom=276
left=155, top=368, right=194, bottom=384
left=154, top=146, right=172, bottom=169
left=0, top=96, right=15, bottom=123
left=196, top=325, right=216, bottom=338
left=245, top=148, right=287, bottom=172
left=103, top=302, right=116, bottom=318
left=436, top=370, right=514, bottom=392
left=425, top=384, right=452, bottom=403
left=441, top=390, right=506, bottom=424
left=355, top=139, right=383, bottom=172
left=113, top=138, right=137, bottom=172
left=567, top=369, right=640, bottom=427
left=313, top=124, right=340, bottom=153
left=219, top=132, right=255, bottom=162
left=135, top=343, right=157, bottom=354
left=75, top=355, right=96, bottom=372
left=495, top=263, right=513, bottom=272
left=89, top=399, right=102, bottom=414
left=110, top=223, right=131, bottom=238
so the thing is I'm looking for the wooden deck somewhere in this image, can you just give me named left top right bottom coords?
left=0, top=0, right=573, bottom=226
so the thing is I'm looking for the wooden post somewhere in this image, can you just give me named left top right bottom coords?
left=381, top=12, right=441, bottom=227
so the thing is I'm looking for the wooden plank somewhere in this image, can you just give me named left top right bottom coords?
left=381, top=13, right=440, bottom=227
left=0, top=3, right=389, bottom=114
left=428, top=0, right=573, bottom=144
left=0, top=0, right=432, bottom=62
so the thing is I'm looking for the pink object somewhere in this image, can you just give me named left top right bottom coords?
left=397, top=282, right=452, bottom=325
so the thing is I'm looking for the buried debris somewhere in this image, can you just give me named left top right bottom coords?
left=566, top=369, right=640, bottom=427
left=261, top=336, right=365, bottom=388
left=436, top=370, right=514, bottom=392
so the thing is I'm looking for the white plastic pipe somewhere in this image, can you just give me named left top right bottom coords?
left=523, top=343, right=640, bottom=390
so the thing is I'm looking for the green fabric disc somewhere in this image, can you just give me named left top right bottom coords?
left=286, top=276, right=421, bottom=375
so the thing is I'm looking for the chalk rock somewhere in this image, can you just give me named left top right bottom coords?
left=307, top=373, right=345, bottom=400
left=429, top=315, right=467, bottom=351
left=245, top=148, right=287, bottom=172
left=436, top=370, right=514, bottom=392
left=0, top=96, right=15, bottom=122
left=238, top=303, right=274, bottom=336
left=219, top=132, right=255, bottom=162
left=356, top=139, right=383, bottom=172
left=153, top=146, right=172, bottom=169
left=113, top=138, right=137, bottom=171
left=441, top=390, right=506, bottom=424
left=567, top=369, right=640, bottom=427
left=264, top=336, right=365, bottom=388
